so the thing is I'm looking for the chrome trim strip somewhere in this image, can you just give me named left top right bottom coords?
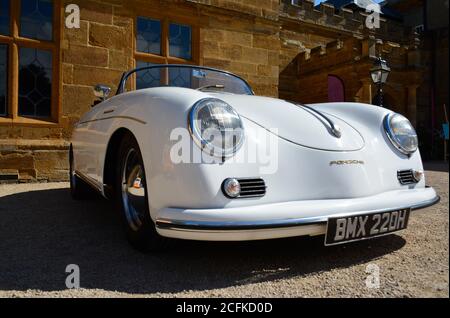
left=78, top=116, right=147, bottom=125
left=74, top=170, right=103, bottom=193
left=297, top=103, right=341, bottom=138
left=155, top=195, right=440, bottom=232
left=383, top=113, right=416, bottom=156
left=410, top=193, right=441, bottom=210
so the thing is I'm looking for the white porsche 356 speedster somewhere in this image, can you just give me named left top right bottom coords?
left=70, top=65, right=439, bottom=251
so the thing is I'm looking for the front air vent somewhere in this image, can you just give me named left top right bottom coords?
left=397, top=169, right=418, bottom=185
left=237, top=178, right=267, bottom=198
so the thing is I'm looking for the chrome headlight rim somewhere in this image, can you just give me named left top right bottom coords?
left=188, top=98, right=245, bottom=158
left=383, top=112, right=418, bottom=155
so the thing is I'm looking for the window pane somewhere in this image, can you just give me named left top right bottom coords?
left=136, top=61, right=161, bottom=90
left=19, top=47, right=52, bottom=118
left=20, top=0, right=53, bottom=41
left=169, top=23, right=192, bottom=60
left=169, top=67, right=191, bottom=88
left=135, top=63, right=192, bottom=90
left=136, top=17, right=161, bottom=55
left=0, top=0, right=9, bottom=35
left=0, top=45, right=7, bottom=116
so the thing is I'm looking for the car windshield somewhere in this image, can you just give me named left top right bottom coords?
left=118, top=65, right=253, bottom=95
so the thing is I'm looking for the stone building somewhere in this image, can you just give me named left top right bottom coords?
left=0, top=0, right=448, bottom=182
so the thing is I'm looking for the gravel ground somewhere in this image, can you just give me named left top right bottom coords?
left=0, top=162, right=448, bottom=298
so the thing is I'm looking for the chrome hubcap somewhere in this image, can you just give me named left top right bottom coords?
left=121, top=148, right=146, bottom=231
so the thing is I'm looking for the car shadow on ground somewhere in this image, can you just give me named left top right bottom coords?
left=0, top=188, right=406, bottom=294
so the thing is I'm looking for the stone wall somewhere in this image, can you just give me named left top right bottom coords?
left=0, top=0, right=282, bottom=182
left=0, top=0, right=439, bottom=182
left=290, top=35, right=423, bottom=118
left=61, top=0, right=135, bottom=135
left=62, top=0, right=282, bottom=124
left=0, top=140, right=68, bottom=182
left=198, top=7, right=280, bottom=96
left=289, top=38, right=367, bottom=104
left=187, top=0, right=279, bottom=20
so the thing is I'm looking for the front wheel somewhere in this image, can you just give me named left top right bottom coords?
left=115, top=134, right=171, bottom=252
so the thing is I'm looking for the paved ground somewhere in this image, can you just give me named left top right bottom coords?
left=0, top=162, right=448, bottom=298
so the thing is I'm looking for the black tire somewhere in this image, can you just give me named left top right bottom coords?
left=115, top=134, right=171, bottom=252
left=69, top=145, right=97, bottom=200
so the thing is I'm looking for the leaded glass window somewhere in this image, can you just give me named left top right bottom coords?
left=20, top=0, right=53, bottom=41
left=169, top=67, right=191, bottom=88
left=0, top=0, right=9, bottom=35
left=169, top=23, right=192, bottom=60
left=136, top=61, right=160, bottom=90
left=136, top=17, right=161, bottom=55
left=134, top=16, right=197, bottom=91
left=18, top=47, right=52, bottom=117
left=0, top=0, right=57, bottom=122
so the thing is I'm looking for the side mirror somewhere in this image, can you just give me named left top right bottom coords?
left=94, top=84, right=111, bottom=102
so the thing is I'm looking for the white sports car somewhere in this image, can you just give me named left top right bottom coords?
left=70, top=65, right=439, bottom=251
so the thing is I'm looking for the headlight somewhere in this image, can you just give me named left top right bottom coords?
left=189, top=98, right=244, bottom=157
left=384, top=113, right=418, bottom=155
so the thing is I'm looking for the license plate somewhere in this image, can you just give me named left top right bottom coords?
left=325, top=208, right=411, bottom=246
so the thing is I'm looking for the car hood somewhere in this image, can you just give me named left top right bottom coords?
left=209, top=93, right=365, bottom=152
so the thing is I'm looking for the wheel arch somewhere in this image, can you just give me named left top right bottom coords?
left=103, top=127, right=136, bottom=198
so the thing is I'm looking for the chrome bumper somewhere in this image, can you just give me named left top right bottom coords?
left=154, top=188, right=440, bottom=241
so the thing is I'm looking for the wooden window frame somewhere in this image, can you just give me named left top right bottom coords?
left=133, top=13, right=200, bottom=90
left=0, top=0, right=62, bottom=126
